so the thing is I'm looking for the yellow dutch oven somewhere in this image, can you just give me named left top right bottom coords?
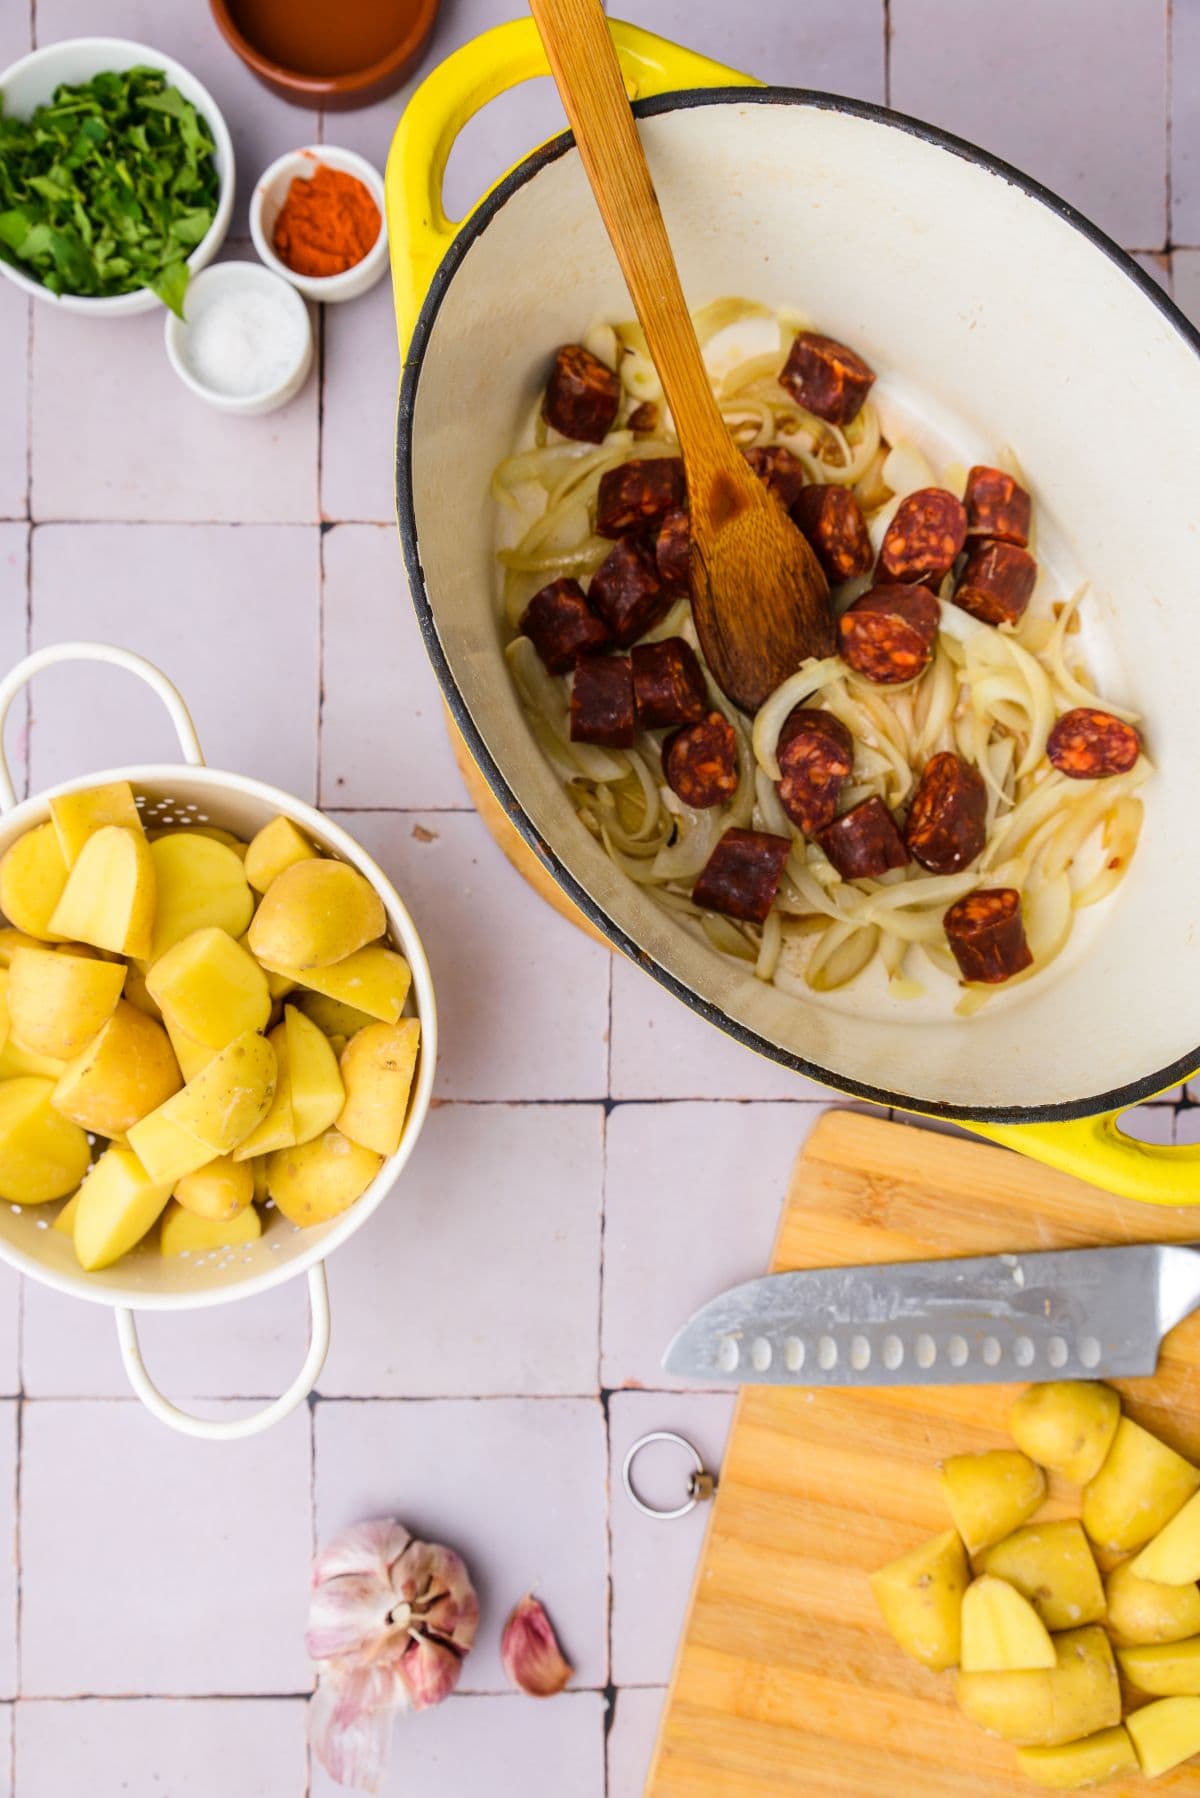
left=386, top=17, right=1200, bottom=1203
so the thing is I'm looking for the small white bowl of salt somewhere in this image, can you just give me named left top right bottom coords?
left=164, top=261, right=313, bottom=416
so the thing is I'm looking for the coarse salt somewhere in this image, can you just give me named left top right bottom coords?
left=183, top=283, right=306, bottom=398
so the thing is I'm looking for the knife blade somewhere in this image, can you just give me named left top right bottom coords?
left=662, top=1243, right=1200, bottom=1387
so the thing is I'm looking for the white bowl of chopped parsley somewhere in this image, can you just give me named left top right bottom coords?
left=0, top=36, right=234, bottom=316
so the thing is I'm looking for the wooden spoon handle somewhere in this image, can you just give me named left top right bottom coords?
left=528, top=0, right=730, bottom=471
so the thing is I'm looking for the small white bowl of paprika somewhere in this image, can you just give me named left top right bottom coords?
left=250, top=145, right=388, bottom=303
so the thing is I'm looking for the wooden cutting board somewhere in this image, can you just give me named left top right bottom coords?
left=649, top=1110, right=1200, bottom=1796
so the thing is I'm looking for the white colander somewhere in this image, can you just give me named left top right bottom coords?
left=0, top=643, right=437, bottom=1439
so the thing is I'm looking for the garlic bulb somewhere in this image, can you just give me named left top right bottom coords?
left=307, top=1519, right=479, bottom=1791
left=501, top=1593, right=573, bottom=1698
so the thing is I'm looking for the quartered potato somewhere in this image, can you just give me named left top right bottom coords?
left=1009, top=1382, right=1121, bottom=1486
left=959, top=1575, right=1054, bottom=1673
left=49, top=780, right=142, bottom=867
left=0, top=1076, right=91, bottom=1203
left=173, top=1155, right=254, bottom=1223
left=868, top=1529, right=969, bottom=1671
left=940, top=1450, right=1046, bottom=1556
left=248, top=858, right=384, bottom=970
left=284, top=1005, right=343, bottom=1143
left=0, top=821, right=68, bottom=940
left=336, top=1019, right=421, bottom=1158
left=8, top=946, right=125, bottom=1059
left=1015, top=1725, right=1138, bottom=1790
left=160, top=1199, right=262, bottom=1257
left=1082, top=1418, right=1200, bottom=1553
left=1132, top=1490, right=1200, bottom=1586
left=244, top=814, right=317, bottom=894
left=51, top=1000, right=181, bottom=1138
left=956, top=1626, right=1120, bottom=1748
left=1126, top=1695, right=1200, bottom=1778
left=980, top=1520, right=1106, bottom=1631
left=270, top=944, right=411, bottom=1024
left=148, top=832, right=254, bottom=961
left=1118, top=1638, right=1200, bottom=1697
left=266, top=1130, right=382, bottom=1226
left=134, top=1030, right=276, bottom=1159
left=50, top=825, right=155, bottom=959
left=147, top=926, right=270, bottom=1049
left=73, top=1143, right=172, bottom=1272
left=1105, top=1557, right=1200, bottom=1644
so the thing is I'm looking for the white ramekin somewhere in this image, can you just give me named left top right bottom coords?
left=250, top=144, right=389, bottom=303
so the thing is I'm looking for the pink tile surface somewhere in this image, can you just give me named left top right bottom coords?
left=0, top=290, right=28, bottom=523
left=0, top=1707, right=7, bottom=1798
left=319, top=526, right=467, bottom=809
left=321, top=1102, right=602, bottom=1396
left=0, top=1274, right=16, bottom=1403
left=314, top=1398, right=608, bottom=1692
left=628, top=0, right=886, bottom=99
left=20, top=1402, right=312, bottom=1696
left=29, top=523, right=320, bottom=800
left=1174, top=250, right=1200, bottom=329
left=14, top=1698, right=307, bottom=1795
left=0, top=1408, right=15, bottom=1701
left=332, top=810, right=611, bottom=1099
left=320, top=278, right=400, bottom=526
left=1172, top=0, right=1200, bottom=244
left=890, top=0, right=1168, bottom=249
left=0, top=526, right=28, bottom=802
left=311, top=1691, right=607, bottom=1798
left=602, top=1101, right=832, bottom=1390
left=608, top=1685, right=667, bottom=1798
left=609, top=1391, right=734, bottom=1686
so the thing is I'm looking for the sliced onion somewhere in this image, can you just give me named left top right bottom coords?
left=751, top=656, right=845, bottom=779
left=881, top=440, right=936, bottom=499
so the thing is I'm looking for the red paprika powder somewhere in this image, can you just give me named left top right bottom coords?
left=273, top=162, right=381, bottom=279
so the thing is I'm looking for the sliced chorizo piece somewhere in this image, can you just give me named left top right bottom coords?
left=655, top=508, right=692, bottom=595
left=877, top=488, right=968, bottom=588
left=954, top=540, right=1038, bottom=627
left=692, top=828, right=791, bottom=924
left=792, top=484, right=873, bottom=584
left=904, top=752, right=988, bottom=874
left=944, top=888, right=1034, bottom=984
left=542, top=344, right=620, bottom=444
left=663, top=711, right=740, bottom=809
left=743, top=444, right=807, bottom=511
left=838, top=584, right=941, bottom=685
left=818, top=796, right=909, bottom=881
left=964, top=465, right=1031, bottom=546
left=627, top=400, right=660, bottom=436
left=631, top=636, right=708, bottom=729
left=596, top=457, right=686, bottom=538
left=520, top=577, right=611, bottom=674
left=587, top=538, right=671, bottom=648
left=779, top=331, right=875, bottom=426
left=569, top=655, right=635, bottom=748
left=776, top=707, right=854, bottom=836
left=1046, top=708, right=1142, bottom=779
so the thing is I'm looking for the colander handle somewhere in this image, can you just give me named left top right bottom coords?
left=114, top=1263, right=331, bottom=1441
left=0, top=641, right=204, bottom=808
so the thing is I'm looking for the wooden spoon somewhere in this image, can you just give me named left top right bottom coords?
left=528, top=0, right=834, bottom=714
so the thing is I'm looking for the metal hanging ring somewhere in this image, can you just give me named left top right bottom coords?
left=621, top=1430, right=716, bottom=1520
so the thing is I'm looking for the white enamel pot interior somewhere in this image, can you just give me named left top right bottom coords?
left=0, top=644, right=436, bottom=1438
left=397, top=87, right=1200, bottom=1144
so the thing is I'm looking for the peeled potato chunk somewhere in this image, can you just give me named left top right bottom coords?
left=1126, top=1695, right=1200, bottom=1778
left=1010, top=1382, right=1121, bottom=1486
left=248, top=859, right=385, bottom=971
left=1082, top=1418, right=1200, bottom=1553
left=285, top=1005, right=343, bottom=1145
left=160, top=1199, right=262, bottom=1257
left=0, top=1038, right=64, bottom=1081
left=295, top=991, right=377, bottom=1038
left=336, top=1019, right=420, bottom=1158
left=0, top=821, right=69, bottom=940
left=49, top=825, right=155, bottom=959
left=52, top=1000, right=182, bottom=1138
left=8, top=945, right=125, bottom=1060
left=1118, top=1638, right=1200, bottom=1697
left=265, top=945, right=412, bottom=1025
left=148, top=833, right=253, bottom=962
left=980, top=1520, right=1106, bottom=1632
left=266, top=1129, right=382, bottom=1226
left=1105, top=1558, right=1200, bottom=1645
left=232, top=1022, right=294, bottom=1160
left=174, top=1154, right=253, bottom=1223
left=244, top=814, right=317, bottom=894
left=869, top=1528, right=968, bottom=1672
left=240, top=934, right=293, bottom=1001
left=960, top=1575, right=1055, bottom=1673
left=135, top=1030, right=276, bottom=1159
left=122, top=960, right=162, bottom=1022
left=124, top=1109, right=213, bottom=1187
left=49, top=781, right=142, bottom=867
left=147, top=926, right=270, bottom=1050
left=1015, top=1725, right=1138, bottom=1789
left=52, top=1191, right=79, bottom=1236
left=940, top=1450, right=1047, bottom=1556
left=163, top=1018, right=216, bottom=1083
left=956, top=1626, right=1120, bottom=1748
left=73, top=1143, right=172, bottom=1271
left=0, top=1076, right=91, bottom=1202
left=1132, top=1490, right=1200, bottom=1586
left=0, top=928, right=40, bottom=968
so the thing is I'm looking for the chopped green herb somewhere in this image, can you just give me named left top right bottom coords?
left=0, top=65, right=219, bottom=314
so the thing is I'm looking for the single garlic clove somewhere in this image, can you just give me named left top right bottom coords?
left=400, top=1633, right=467, bottom=1710
left=310, top=1663, right=406, bottom=1794
left=501, top=1594, right=574, bottom=1698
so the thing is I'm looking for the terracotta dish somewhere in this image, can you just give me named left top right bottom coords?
left=209, top=0, right=439, bottom=110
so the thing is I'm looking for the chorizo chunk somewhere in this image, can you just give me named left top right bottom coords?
left=627, top=401, right=660, bottom=436
left=569, top=655, right=635, bottom=748
left=596, top=457, right=686, bottom=538
left=954, top=540, right=1037, bottom=627
left=655, top=509, right=691, bottom=595
left=792, top=484, right=873, bottom=584
left=743, top=443, right=807, bottom=511
left=631, top=637, right=708, bottom=729
left=692, top=828, right=791, bottom=923
left=944, top=888, right=1033, bottom=984
left=964, top=465, right=1031, bottom=546
left=776, top=708, right=854, bottom=836
left=779, top=331, right=875, bottom=426
left=877, top=488, right=968, bottom=588
left=904, top=752, right=988, bottom=874
left=1047, top=708, right=1142, bottom=779
left=542, top=344, right=619, bottom=444
left=587, top=539, right=671, bottom=647
left=818, top=797, right=909, bottom=880
left=664, top=711, right=739, bottom=809
left=520, top=577, right=611, bottom=673
left=838, top=585, right=941, bottom=685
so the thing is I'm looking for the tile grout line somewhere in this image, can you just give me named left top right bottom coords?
left=1166, top=0, right=1175, bottom=251
left=882, top=0, right=892, bottom=109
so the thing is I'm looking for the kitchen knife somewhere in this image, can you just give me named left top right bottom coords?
left=662, top=1243, right=1200, bottom=1387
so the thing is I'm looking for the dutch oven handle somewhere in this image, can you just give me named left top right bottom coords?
left=961, top=1109, right=1200, bottom=1207
left=0, top=642, right=332, bottom=1438
left=385, top=14, right=759, bottom=356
